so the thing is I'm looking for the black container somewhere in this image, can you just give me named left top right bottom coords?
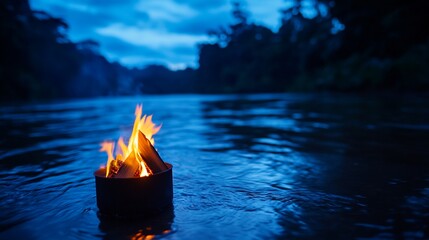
left=94, top=163, right=173, bottom=218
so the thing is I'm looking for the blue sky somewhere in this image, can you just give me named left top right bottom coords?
left=30, top=0, right=286, bottom=70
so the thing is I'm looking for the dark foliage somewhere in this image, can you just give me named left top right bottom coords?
left=0, top=0, right=136, bottom=101
left=197, top=0, right=429, bottom=93
left=133, top=65, right=197, bottom=94
left=1, top=0, right=428, bottom=101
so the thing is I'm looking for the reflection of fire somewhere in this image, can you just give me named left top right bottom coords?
left=100, top=104, right=167, bottom=178
left=131, top=229, right=171, bottom=240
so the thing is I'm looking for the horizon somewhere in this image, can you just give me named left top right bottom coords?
left=30, top=0, right=288, bottom=70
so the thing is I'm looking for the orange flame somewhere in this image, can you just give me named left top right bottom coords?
left=100, top=104, right=161, bottom=177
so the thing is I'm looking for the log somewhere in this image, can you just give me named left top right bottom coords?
left=115, top=154, right=140, bottom=178
left=138, top=131, right=168, bottom=173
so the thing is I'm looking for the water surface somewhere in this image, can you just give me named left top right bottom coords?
left=0, top=94, right=428, bottom=239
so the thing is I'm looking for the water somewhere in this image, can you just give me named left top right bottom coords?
left=0, top=94, right=428, bottom=239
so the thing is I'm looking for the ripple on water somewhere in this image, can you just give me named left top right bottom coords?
left=1, top=94, right=429, bottom=239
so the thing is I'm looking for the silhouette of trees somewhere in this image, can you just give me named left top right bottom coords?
left=133, top=65, right=196, bottom=94
left=0, top=0, right=134, bottom=101
left=1, top=0, right=428, bottom=101
left=318, top=0, right=429, bottom=90
left=197, top=0, right=429, bottom=92
left=198, top=2, right=277, bottom=93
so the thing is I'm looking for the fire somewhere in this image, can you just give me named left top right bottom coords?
left=100, top=104, right=161, bottom=177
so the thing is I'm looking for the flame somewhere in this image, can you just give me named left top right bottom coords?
left=100, top=141, right=114, bottom=177
left=130, top=229, right=171, bottom=240
left=100, top=104, right=161, bottom=177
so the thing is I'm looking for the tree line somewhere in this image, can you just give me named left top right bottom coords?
left=196, top=0, right=429, bottom=93
left=1, top=0, right=428, bottom=101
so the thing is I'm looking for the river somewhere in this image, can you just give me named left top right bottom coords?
left=0, top=94, right=428, bottom=239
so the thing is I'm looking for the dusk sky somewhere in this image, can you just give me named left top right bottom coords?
left=30, top=0, right=288, bottom=70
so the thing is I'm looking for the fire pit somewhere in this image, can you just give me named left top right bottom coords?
left=94, top=163, right=173, bottom=218
left=95, top=104, right=173, bottom=218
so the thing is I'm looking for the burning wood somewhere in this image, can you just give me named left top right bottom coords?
left=95, top=104, right=173, bottom=218
left=137, top=131, right=168, bottom=173
left=100, top=104, right=167, bottom=178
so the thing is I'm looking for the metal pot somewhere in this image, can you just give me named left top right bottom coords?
left=94, top=163, right=173, bottom=218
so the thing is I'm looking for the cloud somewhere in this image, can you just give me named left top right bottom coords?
left=98, top=36, right=165, bottom=58
left=173, top=0, right=228, bottom=11
left=247, top=0, right=285, bottom=31
left=96, top=23, right=209, bottom=48
left=96, top=23, right=206, bottom=69
left=116, top=52, right=197, bottom=70
left=31, top=0, right=149, bottom=40
left=167, top=9, right=233, bottom=35
left=97, top=34, right=199, bottom=70
left=30, top=0, right=286, bottom=69
left=135, top=0, right=197, bottom=22
left=44, top=5, right=113, bottom=39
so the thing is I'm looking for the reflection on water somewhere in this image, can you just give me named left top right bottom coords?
left=98, top=206, right=174, bottom=240
left=0, top=94, right=428, bottom=239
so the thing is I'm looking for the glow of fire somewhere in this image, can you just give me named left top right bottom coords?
left=100, top=104, right=161, bottom=177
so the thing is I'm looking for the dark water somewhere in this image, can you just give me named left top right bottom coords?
left=0, top=94, right=428, bottom=239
